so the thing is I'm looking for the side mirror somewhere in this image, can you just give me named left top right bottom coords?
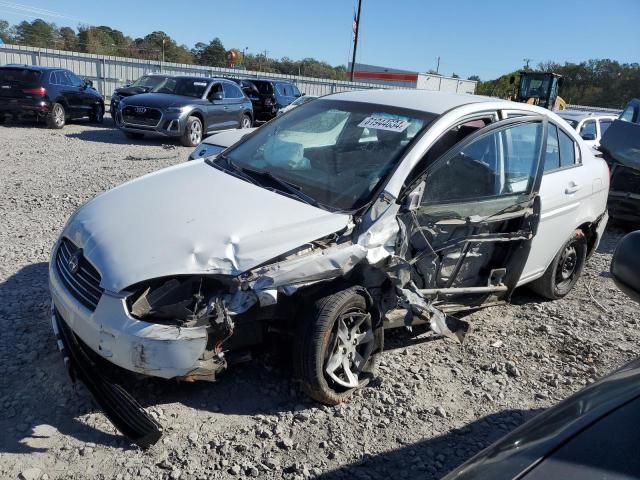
left=84, top=78, right=93, bottom=88
left=581, top=133, right=597, bottom=141
left=509, top=75, right=516, bottom=85
left=294, top=93, right=302, bottom=98
left=211, top=92, right=224, bottom=101
left=611, top=231, right=640, bottom=303
left=400, top=182, right=425, bottom=213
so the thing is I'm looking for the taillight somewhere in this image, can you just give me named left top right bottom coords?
left=22, top=87, right=46, bottom=96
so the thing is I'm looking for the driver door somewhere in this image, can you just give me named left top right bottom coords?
left=400, top=117, right=546, bottom=309
left=205, top=83, right=227, bottom=133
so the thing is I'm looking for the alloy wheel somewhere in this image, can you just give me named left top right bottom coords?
left=190, top=121, right=202, bottom=144
left=242, top=116, right=252, bottom=129
left=324, top=308, right=375, bottom=389
left=53, top=104, right=65, bottom=127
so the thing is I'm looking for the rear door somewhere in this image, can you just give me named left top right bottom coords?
left=65, top=70, right=92, bottom=115
left=222, top=81, right=245, bottom=128
left=54, top=70, right=83, bottom=115
left=520, top=122, right=590, bottom=284
left=399, top=118, right=545, bottom=309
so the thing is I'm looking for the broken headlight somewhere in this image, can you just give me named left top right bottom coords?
left=126, top=276, right=254, bottom=327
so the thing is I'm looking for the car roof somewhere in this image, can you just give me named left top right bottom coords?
left=558, top=110, right=616, bottom=121
left=169, top=75, right=233, bottom=83
left=324, top=89, right=504, bottom=115
left=2, top=64, right=59, bottom=71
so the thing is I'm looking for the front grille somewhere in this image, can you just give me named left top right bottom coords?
left=55, top=238, right=103, bottom=311
left=122, top=106, right=162, bottom=127
left=611, top=166, right=640, bottom=195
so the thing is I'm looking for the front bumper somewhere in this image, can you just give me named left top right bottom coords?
left=49, top=255, right=214, bottom=380
left=608, top=192, right=640, bottom=223
left=114, top=109, right=186, bottom=137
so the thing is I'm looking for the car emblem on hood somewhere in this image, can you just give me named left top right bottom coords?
left=135, top=107, right=147, bottom=114
left=68, top=250, right=81, bottom=274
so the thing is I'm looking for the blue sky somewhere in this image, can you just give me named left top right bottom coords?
left=1, top=0, right=638, bottom=79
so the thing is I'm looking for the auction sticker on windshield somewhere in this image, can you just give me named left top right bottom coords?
left=358, top=116, right=410, bottom=132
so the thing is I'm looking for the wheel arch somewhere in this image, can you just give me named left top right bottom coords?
left=188, top=109, right=206, bottom=130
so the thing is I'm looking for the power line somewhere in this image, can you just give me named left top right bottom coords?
left=0, top=1, right=89, bottom=23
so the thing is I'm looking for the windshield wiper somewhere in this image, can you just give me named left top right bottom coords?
left=239, top=165, right=320, bottom=207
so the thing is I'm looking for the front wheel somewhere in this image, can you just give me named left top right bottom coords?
left=530, top=230, right=587, bottom=299
left=90, top=103, right=104, bottom=123
left=180, top=116, right=202, bottom=147
left=295, top=287, right=383, bottom=405
left=46, top=103, right=66, bottom=129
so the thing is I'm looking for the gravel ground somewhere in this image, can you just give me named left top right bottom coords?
left=0, top=117, right=638, bottom=480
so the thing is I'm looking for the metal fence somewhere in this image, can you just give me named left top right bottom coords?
left=565, top=104, right=622, bottom=115
left=0, top=44, right=417, bottom=99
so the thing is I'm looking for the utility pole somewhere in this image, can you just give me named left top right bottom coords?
left=436, top=56, right=440, bottom=74
left=161, top=38, right=165, bottom=71
left=523, top=58, right=532, bottom=69
left=242, top=46, right=248, bottom=65
left=349, top=0, right=363, bottom=82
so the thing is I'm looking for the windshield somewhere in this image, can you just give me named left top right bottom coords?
left=519, top=75, right=551, bottom=99
left=251, top=81, right=273, bottom=95
left=0, top=68, right=41, bottom=85
left=151, top=77, right=210, bottom=98
left=132, top=75, right=167, bottom=89
left=220, top=99, right=435, bottom=211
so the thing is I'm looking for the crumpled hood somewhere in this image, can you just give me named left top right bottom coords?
left=62, top=161, right=350, bottom=293
left=121, top=93, right=202, bottom=109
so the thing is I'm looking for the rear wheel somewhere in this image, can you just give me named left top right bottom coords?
left=46, top=103, right=66, bottom=129
left=295, top=287, right=383, bottom=405
left=240, top=114, right=252, bottom=129
left=181, top=116, right=202, bottom=147
left=90, top=103, right=104, bottom=123
left=530, top=230, right=587, bottom=299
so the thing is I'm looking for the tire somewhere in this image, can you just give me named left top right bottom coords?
left=124, top=131, right=144, bottom=140
left=239, top=114, right=252, bottom=129
left=530, top=230, right=587, bottom=299
left=90, top=103, right=104, bottom=124
left=180, top=116, right=203, bottom=147
left=46, top=102, right=66, bottom=129
left=294, top=286, right=383, bottom=405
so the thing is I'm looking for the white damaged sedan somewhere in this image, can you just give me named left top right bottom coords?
left=50, top=90, right=608, bottom=445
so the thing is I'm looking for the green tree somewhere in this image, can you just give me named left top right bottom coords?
left=59, top=26, right=79, bottom=51
left=192, top=38, right=226, bottom=67
left=451, top=72, right=460, bottom=78
left=136, top=31, right=192, bottom=63
left=467, top=75, right=481, bottom=81
left=14, top=19, right=58, bottom=48
left=0, top=19, right=12, bottom=43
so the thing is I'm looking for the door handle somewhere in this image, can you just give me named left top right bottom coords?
left=565, top=183, right=581, bottom=194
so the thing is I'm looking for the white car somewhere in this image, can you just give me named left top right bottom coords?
left=188, top=127, right=256, bottom=160
left=558, top=110, right=617, bottom=148
left=49, top=90, right=608, bottom=445
left=276, top=94, right=318, bottom=116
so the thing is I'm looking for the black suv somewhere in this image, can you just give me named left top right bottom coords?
left=233, top=78, right=301, bottom=121
left=110, top=73, right=170, bottom=114
left=0, top=65, right=104, bottom=129
left=115, top=76, right=253, bottom=147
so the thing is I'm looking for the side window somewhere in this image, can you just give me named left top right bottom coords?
left=66, top=71, right=84, bottom=87
left=405, top=116, right=496, bottom=188
left=207, top=83, right=224, bottom=100
left=599, top=119, right=613, bottom=135
left=421, top=122, right=542, bottom=214
left=223, top=82, right=243, bottom=99
left=55, top=71, right=71, bottom=86
left=558, top=129, right=577, bottom=167
left=579, top=120, right=597, bottom=138
left=544, top=124, right=560, bottom=171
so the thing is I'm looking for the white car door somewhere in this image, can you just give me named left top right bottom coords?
left=520, top=122, right=591, bottom=285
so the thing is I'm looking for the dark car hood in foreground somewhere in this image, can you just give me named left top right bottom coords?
left=600, top=119, right=640, bottom=171
left=114, top=86, right=152, bottom=97
left=443, top=357, right=640, bottom=480
left=120, top=93, right=204, bottom=109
